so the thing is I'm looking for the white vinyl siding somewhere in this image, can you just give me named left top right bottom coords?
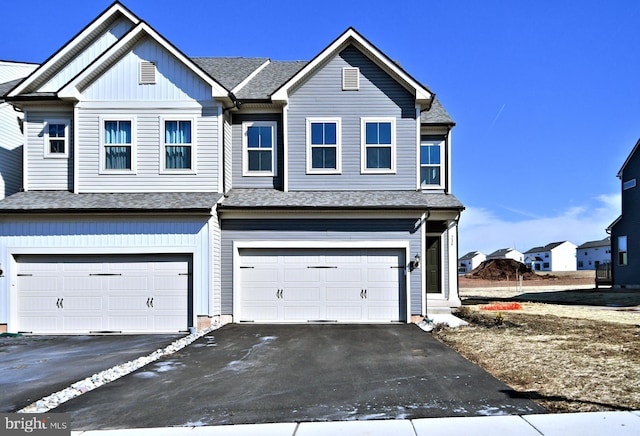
left=0, top=216, right=214, bottom=327
left=25, top=110, right=73, bottom=191
left=39, top=18, right=134, bottom=92
left=82, top=39, right=212, bottom=101
left=76, top=105, right=219, bottom=192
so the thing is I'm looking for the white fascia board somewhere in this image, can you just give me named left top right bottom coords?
left=271, top=28, right=432, bottom=104
left=231, top=59, right=271, bottom=95
left=58, top=23, right=229, bottom=100
left=8, top=3, right=140, bottom=97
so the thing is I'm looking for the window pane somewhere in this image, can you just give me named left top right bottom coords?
left=248, top=150, right=272, bottom=172
left=365, top=122, right=378, bottom=144
left=165, top=121, right=178, bottom=144
left=421, top=166, right=440, bottom=185
left=378, top=122, right=391, bottom=144
left=247, top=125, right=272, bottom=149
left=105, top=146, right=131, bottom=169
left=179, top=121, right=191, bottom=144
left=366, top=147, right=391, bottom=169
left=50, top=140, right=65, bottom=154
left=324, top=123, right=336, bottom=145
left=429, top=145, right=440, bottom=164
left=49, top=124, right=65, bottom=138
left=105, top=121, right=131, bottom=144
left=165, top=121, right=191, bottom=144
left=166, top=146, right=191, bottom=169
left=619, top=236, right=627, bottom=251
left=311, top=123, right=324, bottom=145
left=312, top=147, right=336, bottom=169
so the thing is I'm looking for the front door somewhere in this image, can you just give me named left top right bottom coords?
left=426, top=236, right=441, bottom=294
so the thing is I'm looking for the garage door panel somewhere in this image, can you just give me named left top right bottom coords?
left=17, top=255, right=190, bottom=333
left=239, top=248, right=405, bottom=323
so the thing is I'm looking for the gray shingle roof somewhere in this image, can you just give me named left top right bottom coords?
left=0, top=78, right=23, bottom=99
left=421, top=98, right=455, bottom=125
left=235, top=61, right=308, bottom=100
left=220, top=189, right=464, bottom=210
left=0, top=191, right=223, bottom=212
left=459, top=251, right=484, bottom=261
left=191, top=57, right=269, bottom=91
left=577, top=237, right=611, bottom=249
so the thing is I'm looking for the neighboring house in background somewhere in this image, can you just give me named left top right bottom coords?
left=486, top=248, right=524, bottom=263
left=458, top=251, right=486, bottom=273
left=609, top=138, right=640, bottom=288
left=0, top=60, right=38, bottom=199
left=576, top=237, right=611, bottom=270
left=524, top=241, right=577, bottom=272
left=0, top=2, right=464, bottom=334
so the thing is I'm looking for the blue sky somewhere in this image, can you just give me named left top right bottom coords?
left=2, top=0, right=638, bottom=256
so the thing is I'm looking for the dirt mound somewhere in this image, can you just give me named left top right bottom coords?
left=466, top=258, right=546, bottom=281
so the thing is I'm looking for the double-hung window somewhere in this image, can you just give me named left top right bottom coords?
left=163, top=119, right=194, bottom=172
left=103, top=119, right=133, bottom=171
left=243, top=121, right=276, bottom=176
left=361, top=118, right=395, bottom=173
left=420, top=139, right=444, bottom=188
left=44, top=120, right=69, bottom=158
left=306, top=118, right=341, bottom=173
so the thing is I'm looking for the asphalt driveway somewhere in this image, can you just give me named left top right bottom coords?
left=55, top=324, right=545, bottom=430
left=0, top=334, right=182, bottom=412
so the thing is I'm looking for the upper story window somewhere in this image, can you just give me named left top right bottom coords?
left=361, top=118, right=395, bottom=173
left=163, top=119, right=194, bottom=172
left=623, top=179, right=636, bottom=190
left=102, top=119, right=133, bottom=172
left=420, top=139, right=444, bottom=188
left=44, top=120, right=69, bottom=158
left=618, top=235, right=628, bottom=266
left=306, top=118, right=341, bottom=174
left=243, top=121, right=276, bottom=176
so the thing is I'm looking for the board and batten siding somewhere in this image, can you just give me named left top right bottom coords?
left=231, top=113, right=283, bottom=189
left=39, top=18, right=134, bottom=93
left=76, top=105, right=220, bottom=192
left=287, top=45, right=417, bottom=191
left=220, top=218, right=423, bottom=316
left=82, top=38, right=213, bottom=102
left=0, top=216, right=213, bottom=323
left=25, top=109, right=73, bottom=191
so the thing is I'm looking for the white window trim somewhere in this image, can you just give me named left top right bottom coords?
left=160, top=117, right=197, bottom=175
left=420, top=138, right=445, bottom=190
left=360, top=117, right=396, bottom=174
left=99, top=116, right=137, bottom=174
left=306, top=117, right=342, bottom=174
left=43, top=119, right=69, bottom=159
left=242, top=121, right=277, bottom=177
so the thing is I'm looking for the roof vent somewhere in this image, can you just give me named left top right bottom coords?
left=139, top=61, right=157, bottom=84
left=342, top=67, right=359, bottom=91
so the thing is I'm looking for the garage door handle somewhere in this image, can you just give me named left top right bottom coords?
left=89, top=273, right=122, bottom=276
left=146, top=297, right=154, bottom=308
left=150, top=297, right=154, bottom=308
left=56, top=298, right=60, bottom=308
left=59, top=298, right=64, bottom=308
left=307, top=266, right=338, bottom=269
left=276, top=289, right=283, bottom=299
left=361, top=289, right=367, bottom=299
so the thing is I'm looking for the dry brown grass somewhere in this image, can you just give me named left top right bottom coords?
left=433, top=302, right=640, bottom=413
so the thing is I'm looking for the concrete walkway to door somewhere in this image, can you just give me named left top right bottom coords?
left=56, top=324, right=545, bottom=430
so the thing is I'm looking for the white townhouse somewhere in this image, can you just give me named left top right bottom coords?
left=576, top=237, right=611, bottom=270
left=0, top=2, right=463, bottom=334
left=524, top=241, right=577, bottom=272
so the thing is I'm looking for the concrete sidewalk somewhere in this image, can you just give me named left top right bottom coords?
left=72, top=411, right=640, bottom=436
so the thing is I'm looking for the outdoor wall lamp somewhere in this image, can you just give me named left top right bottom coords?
left=409, top=254, right=420, bottom=272
left=0, top=264, right=3, bottom=277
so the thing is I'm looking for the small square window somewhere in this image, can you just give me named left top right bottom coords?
left=44, top=121, right=69, bottom=158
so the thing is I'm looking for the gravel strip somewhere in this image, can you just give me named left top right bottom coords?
left=17, top=324, right=221, bottom=414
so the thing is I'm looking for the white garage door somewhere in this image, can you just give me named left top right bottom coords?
left=238, top=248, right=405, bottom=323
left=16, top=255, right=190, bottom=334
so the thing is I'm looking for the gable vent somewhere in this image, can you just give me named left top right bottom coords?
left=342, top=67, right=359, bottom=91
left=139, top=61, right=157, bottom=84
